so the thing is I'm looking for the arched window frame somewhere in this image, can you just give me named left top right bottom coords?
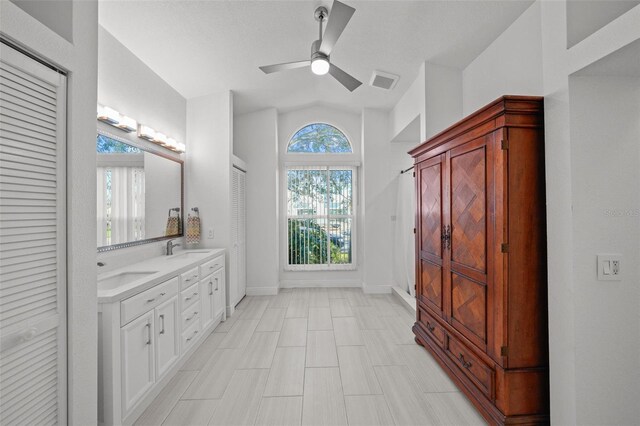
left=286, top=122, right=353, bottom=154
left=283, top=122, right=358, bottom=271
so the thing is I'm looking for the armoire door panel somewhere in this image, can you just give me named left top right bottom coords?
left=418, top=157, right=443, bottom=259
left=419, top=259, right=443, bottom=312
left=449, top=145, right=487, bottom=274
left=450, top=272, right=487, bottom=347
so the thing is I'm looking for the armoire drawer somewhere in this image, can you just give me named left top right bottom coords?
left=418, top=308, right=445, bottom=348
left=445, top=333, right=494, bottom=398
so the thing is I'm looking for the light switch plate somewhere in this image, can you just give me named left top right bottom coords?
left=597, top=254, right=622, bottom=281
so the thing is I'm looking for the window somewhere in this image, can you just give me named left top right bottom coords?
left=288, top=123, right=352, bottom=153
left=285, top=123, right=356, bottom=270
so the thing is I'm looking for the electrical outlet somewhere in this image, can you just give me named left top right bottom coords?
left=597, top=254, right=622, bottom=281
left=207, top=228, right=214, bottom=239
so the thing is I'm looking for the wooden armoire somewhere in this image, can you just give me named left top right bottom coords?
left=410, top=96, right=548, bottom=425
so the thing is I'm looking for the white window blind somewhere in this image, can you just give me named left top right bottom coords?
left=286, top=165, right=356, bottom=270
left=0, top=43, right=67, bottom=425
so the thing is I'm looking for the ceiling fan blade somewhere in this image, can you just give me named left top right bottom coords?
left=329, top=63, right=362, bottom=92
left=259, top=60, right=310, bottom=74
left=319, top=0, right=355, bottom=55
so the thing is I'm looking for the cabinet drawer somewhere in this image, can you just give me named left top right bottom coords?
left=180, top=267, right=200, bottom=290
left=121, top=278, right=178, bottom=326
left=181, top=306, right=200, bottom=330
left=200, top=255, right=224, bottom=278
left=180, top=283, right=200, bottom=311
left=181, top=320, right=201, bottom=353
left=418, top=308, right=445, bottom=348
left=445, top=334, right=494, bottom=398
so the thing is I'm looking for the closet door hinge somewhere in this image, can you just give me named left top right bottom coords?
left=501, top=138, right=509, bottom=150
left=412, top=171, right=415, bottom=177
left=501, top=243, right=509, bottom=253
left=501, top=346, right=508, bottom=356
left=413, top=228, right=416, bottom=234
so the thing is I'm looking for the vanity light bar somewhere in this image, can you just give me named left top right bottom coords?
left=138, top=125, right=156, bottom=141
left=97, top=104, right=185, bottom=153
left=97, top=105, right=120, bottom=125
left=117, top=115, right=137, bottom=133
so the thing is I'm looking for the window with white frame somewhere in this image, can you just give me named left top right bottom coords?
left=286, top=123, right=356, bottom=270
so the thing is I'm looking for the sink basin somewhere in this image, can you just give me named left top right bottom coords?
left=169, top=250, right=211, bottom=260
left=98, top=271, right=158, bottom=291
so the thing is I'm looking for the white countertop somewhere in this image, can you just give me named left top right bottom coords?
left=97, top=248, right=225, bottom=303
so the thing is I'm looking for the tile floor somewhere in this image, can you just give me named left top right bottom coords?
left=134, top=288, right=486, bottom=426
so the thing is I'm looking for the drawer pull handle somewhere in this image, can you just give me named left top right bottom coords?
left=186, top=312, right=198, bottom=322
left=209, top=264, right=218, bottom=270
left=458, top=353, right=472, bottom=369
left=145, top=323, right=151, bottom=345
left=146, top=292, right=166, bottom=303
left=186, top=330, right=198, bottom=342
left=185, top=278, right=191, bottom=282
left=159, top=314, right=165, bottom=335
left=426, top=322, right=435, bottom=332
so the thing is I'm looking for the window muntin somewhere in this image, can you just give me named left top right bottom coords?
left=286, top=166, right=355, bottom=270
left=287, top=123, right=352, bottom=153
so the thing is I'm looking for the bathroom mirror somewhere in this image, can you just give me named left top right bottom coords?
left=96, top=131, right=183, bottom=251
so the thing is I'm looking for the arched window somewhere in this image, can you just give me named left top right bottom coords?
left=287, top=123, right=352, bottom=153
left=285, top=123, right=356, bottom=270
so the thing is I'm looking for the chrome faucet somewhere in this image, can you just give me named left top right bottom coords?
left=166, top=239, right=180, bottom=256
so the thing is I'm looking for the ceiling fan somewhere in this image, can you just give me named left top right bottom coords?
left=259, top=0, right=362, bottom=92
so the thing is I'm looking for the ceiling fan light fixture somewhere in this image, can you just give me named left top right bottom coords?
left=311, top=56, right=330, bottom=75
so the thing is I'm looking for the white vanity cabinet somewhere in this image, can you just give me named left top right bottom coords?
left=121, top=312, right=155, bottom=415
left=98, top=249, right=226, bottom=426
left=199, top=255, right=225, bottom=331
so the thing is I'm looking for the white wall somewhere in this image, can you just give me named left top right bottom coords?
left=278, top=105, right=363, bottom=287
left=9, top=0, right=73, bottom=42
left=0, top=1, right=99, bottom=423
left=186, top=91, right=234, bottom=303
left=424, top=62, right=462, bottom=139
left=234, top=109, right=279, bottom=294
left=566, top=0, right=639, bottom=48
left=362, top=109, right=415, bottom=293
left=98, top=26, right=186, bottom=144
left=569, top=75, right=640, bottom=425
left=462, top=1, right=543, bottom=115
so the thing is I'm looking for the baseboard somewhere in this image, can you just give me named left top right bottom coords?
left=246, top=286, right=279, bottom=296
left=280, top=279, right=362, bottom=288
left=362, top=284, right=393, bottom=294
left=391, top=286, right=416, bottom=314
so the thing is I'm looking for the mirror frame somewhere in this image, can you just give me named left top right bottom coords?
left=96, top=126, right=184, bottom=253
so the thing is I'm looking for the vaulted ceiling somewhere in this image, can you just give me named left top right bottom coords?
left=99, top=0, right=533, bottom=114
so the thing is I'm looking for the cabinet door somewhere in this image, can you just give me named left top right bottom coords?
left=212, top=268, right=225, bottom=318
left=447, top=137, right=491, bottom=349
left=155, top=296, right=179, bottom=379
left=199, top=276, right=214, bottom=330
left=121, top=312, right=154, bottom=415
left=416, top=155, right=446, bottom=316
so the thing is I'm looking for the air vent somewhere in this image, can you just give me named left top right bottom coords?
left=369, top=70, right=399, bottom=90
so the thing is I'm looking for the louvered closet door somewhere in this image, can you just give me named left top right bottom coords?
left=0, top=44, right=67, bottom=425
left=230, top=168, right=239, bottom=306
left=237, top=169, right=246, bottom=301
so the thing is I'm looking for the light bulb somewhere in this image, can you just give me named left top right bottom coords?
left=311, top=57, right=330, bottom=75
